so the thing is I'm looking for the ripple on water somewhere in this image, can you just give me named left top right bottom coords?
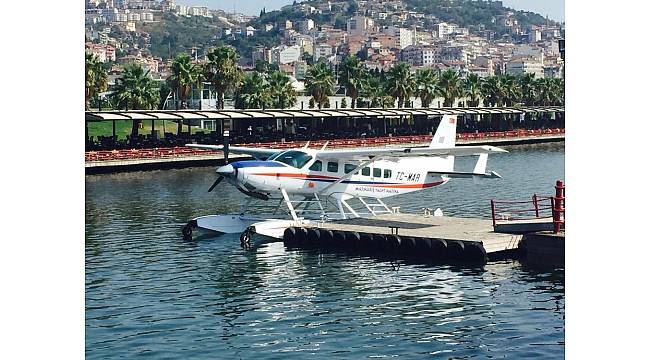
left=86, top=144, right=565, bottom=359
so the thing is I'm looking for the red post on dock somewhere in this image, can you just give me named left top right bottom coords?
left=532, top=194, right=540, bottom=218
left=553, top=180, right=565, bottom=233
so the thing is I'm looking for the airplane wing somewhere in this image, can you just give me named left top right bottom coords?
left=186, top=144, right=281, bottom=160
left=314, top=145, right=507, bottom=160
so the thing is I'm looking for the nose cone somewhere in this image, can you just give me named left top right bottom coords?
left=216, top=164, right=235, bottom=176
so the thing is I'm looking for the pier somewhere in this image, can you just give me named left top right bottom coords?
left=282, top=213, right=523, bottom=263
left=276, top=181, right=565, bottom=266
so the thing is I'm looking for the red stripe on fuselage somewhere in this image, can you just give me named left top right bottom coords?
left=249, top=172, right=444, bottom=189
left=250, top=172, right=339, bottom=180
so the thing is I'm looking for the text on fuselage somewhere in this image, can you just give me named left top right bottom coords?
left=396, top=172, right=421, bottom=182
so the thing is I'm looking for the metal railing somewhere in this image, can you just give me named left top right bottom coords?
left=490, top=194, right=555, bottom=228
left=490, top=180, right=565, bottom=234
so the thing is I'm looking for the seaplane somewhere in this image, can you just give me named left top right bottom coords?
left=182, top=115, right=507, bottom=246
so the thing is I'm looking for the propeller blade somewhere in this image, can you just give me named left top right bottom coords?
left=208, top=176, right=224, bottom=193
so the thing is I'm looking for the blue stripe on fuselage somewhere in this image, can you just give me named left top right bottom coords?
left=231, top=160, right=288, bottom=169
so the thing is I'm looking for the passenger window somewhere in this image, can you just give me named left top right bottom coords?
left=361, top=167, right=370, bottom=176
left=384, top=169, right=392, bottom=178
left=309, top=160, right=322, bottom=171
left=327, top=161, right=339, bottom=173
left=373, top=168, right=381, bottom=177
left=344, top=164, right=356, bottom=174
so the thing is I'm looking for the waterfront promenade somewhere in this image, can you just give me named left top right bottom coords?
left=85, top=128, right=564, bottom=173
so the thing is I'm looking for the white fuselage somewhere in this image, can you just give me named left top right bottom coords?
left=222, top=149, right=452, bottom=199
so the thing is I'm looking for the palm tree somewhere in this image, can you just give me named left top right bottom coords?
left=481, top=76, right=504, bottom=107
left=385, top=63, right=415, bottom=108
left=268, top=71, right=297, bottom=109
left=550, top=77, right=564, bottom=106
left=168, top=53, right=201, bottom=135
left=204, top=46, right=243, bottom=109
left=500, top=74, right=522, bottom=107
left=235, top=72, right=271, bottom=109
left=438, top=69, right=462, bottom=107
left=415, top=68, right=439, bottom=108
left=111, top=63, right=159, bottom=144
left=361, top=75, right=394, bottom=108
left=85, top=53, right=108, bottom=110
left=536, top=77, right=564, bottom=106
left=305, top=61, right=334, bottom=109
left=338, top=55, right=365, bottom=108
left=463, top=73, right=483, bottom=107
left=519, top=73, right=537, bottom=106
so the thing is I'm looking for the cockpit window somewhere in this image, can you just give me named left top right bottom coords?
left=269, top=150, right=313, bottom=169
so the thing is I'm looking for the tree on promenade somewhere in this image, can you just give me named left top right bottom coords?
left=85, top=53, right=108, bottom=110
left=168, top=53, right=201, bottom=134
left=385, top=63, right=415, bottom=108
left=305, top=60, right=334, bottom=109
left=268, top=71, right=297, bottom=109
left=338, top=55, right=365, bottom=108
left=439, top=69, right=462, bottom=107
left=481, top=76, right=504, bottom=107
left=415, top=68, right=440, bottom=108
left=111, top=64, right=160, bottom=144
left=361, top=75, right=394, bottom=108
left=500, top=74, right=521, bottom=106
left=550, top=78, right=564, bottom=105
left=519, top=73, right=537, bottom=106
left=235, top=71, right=272, bottom=109
left=536, top=77, right=564, bottom=106
left=205, top=46, right=243, bottom=109
left=464, top=73, right=483, bottom=107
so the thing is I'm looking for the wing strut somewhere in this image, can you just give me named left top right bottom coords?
left=281, top=188, right=299, bottom=221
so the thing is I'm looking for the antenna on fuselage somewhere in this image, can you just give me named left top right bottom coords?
left=321, top=141, right=329, bottom=150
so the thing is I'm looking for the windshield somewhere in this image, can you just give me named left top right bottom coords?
left=269, top=150, right=313, bottom=169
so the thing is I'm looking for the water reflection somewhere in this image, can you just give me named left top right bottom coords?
left=86, top=144, right=565, bottom=359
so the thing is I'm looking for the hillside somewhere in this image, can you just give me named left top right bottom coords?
left=137, top=0, right=558, bottom=60
left=405, top=0, right=556, bottom=35
left=139, top=12, right=230, bottom=59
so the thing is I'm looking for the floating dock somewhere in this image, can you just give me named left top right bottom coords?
left=280, top=213, right=526, bottom=263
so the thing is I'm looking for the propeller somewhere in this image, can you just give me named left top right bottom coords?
left=207, top=176, right=224, bottom=193
left=208, top=164, right=236, bottom=193
left=207, top=130, right=231, bottom=193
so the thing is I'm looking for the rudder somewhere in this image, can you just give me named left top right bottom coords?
left=429, top=115, right=457, bottom=148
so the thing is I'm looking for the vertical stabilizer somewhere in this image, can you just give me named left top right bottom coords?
left=429, top=115, right=457, bottom=172
left=429, top=115, right=457, bottom=148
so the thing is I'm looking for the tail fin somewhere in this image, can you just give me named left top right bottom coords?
left=429, top=115, right=457, bottom=172
left=429, top=115, right=458, bottom=149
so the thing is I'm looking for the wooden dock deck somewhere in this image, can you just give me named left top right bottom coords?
left=308, top=213, right=522, bottom=255
left=316, top=214, right=523, bottom=254
left=280, top=213, right=527, bottom=263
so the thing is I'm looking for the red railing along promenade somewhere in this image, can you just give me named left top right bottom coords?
left=85, top=128, right=564, bottom=162
left=491, top=180, right=565, bottom=234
